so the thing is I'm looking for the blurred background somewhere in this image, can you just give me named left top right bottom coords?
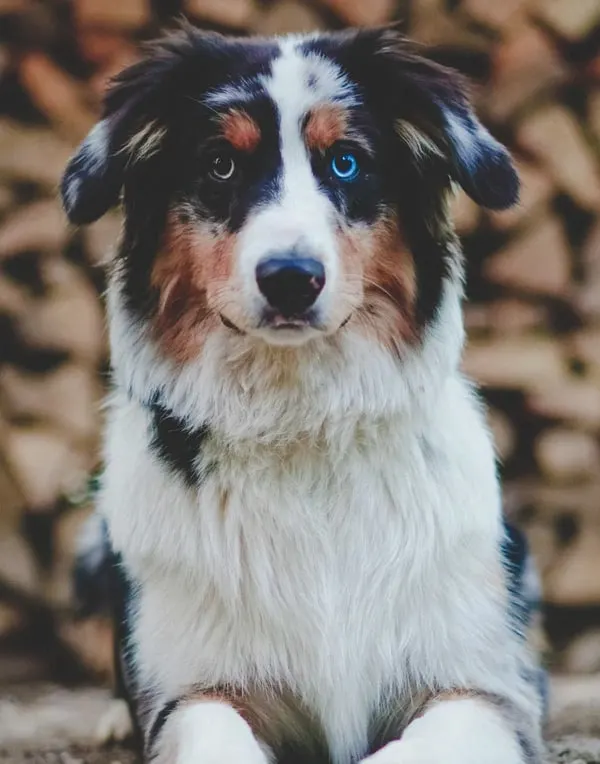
left=0, top=0, right=599, bottom=754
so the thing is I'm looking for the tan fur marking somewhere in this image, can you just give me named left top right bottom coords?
left=430, top=689, right=478, bottom=704
left=150, top=213, right=236, bottom=364
left=411, top=688, right=524, bottom=734
left=304, top=104, right=348, bottom=152
left=338, top=218, right=418, bottom=352
left=371, top=687, right=478, bottom=747
left=368, top=687, right=435, bottom=752
left=220, top=109, right=261, bottom=152
left=394, top=119, right=444, bottom=160
left=218, top=489, right=230, bottom=517
left=125, top=120, right=167, bottom=161
left=183, top=687, right=324, bottom=754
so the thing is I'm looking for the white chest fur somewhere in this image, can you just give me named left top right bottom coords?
left=100, top=372, right=516, bottom=764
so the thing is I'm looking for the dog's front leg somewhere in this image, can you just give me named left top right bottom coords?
left=363, top=694, right=534, bottom=764
left=152, top=701, right=273, bottom=764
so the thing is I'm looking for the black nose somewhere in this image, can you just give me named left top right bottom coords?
left=256, top=257, right=325, bottom=316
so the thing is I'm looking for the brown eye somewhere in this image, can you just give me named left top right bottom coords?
left=210, top=153, right=236, bottom=181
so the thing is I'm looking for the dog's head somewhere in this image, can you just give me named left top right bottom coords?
left=62, top=24, right=517, bottom=363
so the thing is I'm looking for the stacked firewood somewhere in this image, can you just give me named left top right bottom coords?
left=0, top=0, right=599, bottom=681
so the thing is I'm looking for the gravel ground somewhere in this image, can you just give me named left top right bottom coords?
left=0, top=676, right=599, bottom=763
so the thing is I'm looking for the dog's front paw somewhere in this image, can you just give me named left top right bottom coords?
left=178, top=736, right=269, bottom=764
left=175, top=702, right=271, bottom=764
left=361, top=698, right=533, bottom=764
left=361, top=725, right=526, bottom=764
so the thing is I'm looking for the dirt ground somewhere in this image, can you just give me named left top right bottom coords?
left=0, top=676, right=599, bottom=763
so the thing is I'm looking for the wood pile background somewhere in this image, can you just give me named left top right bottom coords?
left=0, top=0, right=599, bottom=683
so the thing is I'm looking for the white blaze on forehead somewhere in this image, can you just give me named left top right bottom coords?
left=240, top=40, right=356, bottom=270
left=264, top=39, right=356, bottom=196
left=265, top=38, right=356, bottom=124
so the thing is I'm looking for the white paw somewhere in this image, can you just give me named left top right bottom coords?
left=176, top=702, right=271, bottom=764
left=94, top=698, right=134, bottom=744
left=361, top=705, right=526, bottom=764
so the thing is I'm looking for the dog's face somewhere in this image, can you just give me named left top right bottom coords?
left=62, top=25, right=518, bottom=362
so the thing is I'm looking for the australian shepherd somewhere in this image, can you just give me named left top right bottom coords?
left=62, top=23, right=545, bottom=764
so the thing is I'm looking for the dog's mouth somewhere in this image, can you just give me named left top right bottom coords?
left=219, top=311, right=353, bottom=337
left=258, top=307, right=325, bottom=332
left=219, top=313, right=314, bottom=334
left=263, top=314, right=314, bottom=330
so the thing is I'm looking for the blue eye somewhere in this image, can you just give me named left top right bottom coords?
left=330, top=151, right=359, bottom=181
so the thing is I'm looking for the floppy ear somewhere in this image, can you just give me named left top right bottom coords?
left=357, top=26, right=519, bottom=210
left=434, top=98, right=519, bottom=210
left=61, top=48, right=177, bottom=225
left=61, top=24, right=206, bottom=225
left=61, top=117, right=128, bottom=225
left=61, top=52, right=175, bottom=226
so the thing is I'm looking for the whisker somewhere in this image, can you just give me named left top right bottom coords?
left=361, top=276, right=397, bottom=304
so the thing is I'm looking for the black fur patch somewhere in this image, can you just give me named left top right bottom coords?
left=501, top=521, right=549, bottom=712
left=502, top=519, right=535, bottom=631
left=147, top=698, right=181, bottom=756
left=277, top=740, right=332, bottom=764
left=73, top=517, right=113, bottom=617
left=111, top=551, right=142, bottom=743
left=179, top=94, right=283, bottom=232
left=73, top=518, right=142, bottom=744
left=149, top=402, right=211, bottom=487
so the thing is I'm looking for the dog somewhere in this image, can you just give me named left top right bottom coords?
left=62, top=23, right=545, bottom=764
